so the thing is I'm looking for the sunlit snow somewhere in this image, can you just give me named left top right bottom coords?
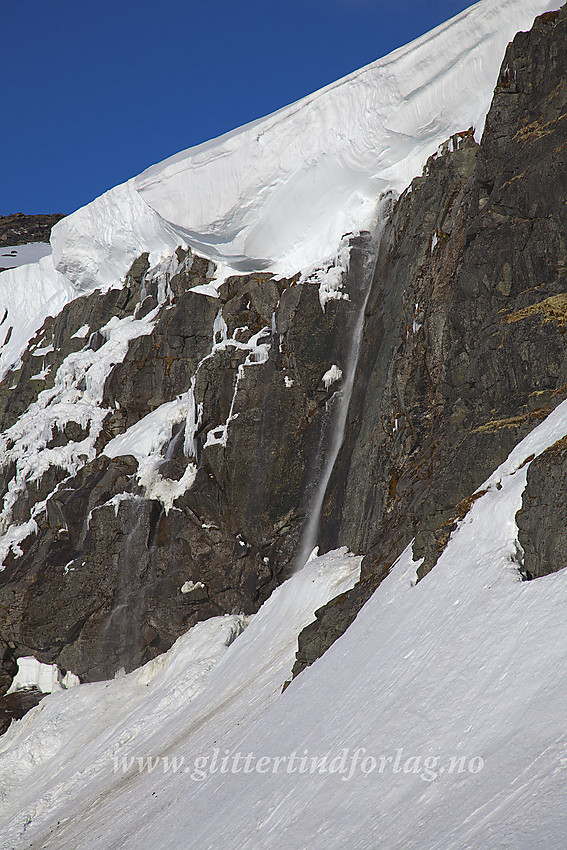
left=0, top=242, right=51, bottom=270
left=0, top=0, right=561, bottom=380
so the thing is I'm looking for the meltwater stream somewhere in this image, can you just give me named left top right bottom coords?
left=295, top=196, right=393, bottom=570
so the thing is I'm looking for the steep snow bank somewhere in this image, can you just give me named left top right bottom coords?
left=0, top=255, right=72, bottom=380
left=0, top=0, right=560, bottom=380
left=0, top=550, right=361, bottom=848
left=134, top=0, right=561, bottom=276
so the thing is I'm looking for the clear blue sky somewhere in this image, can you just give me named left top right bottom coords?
left=1, top=0, right=474, bottom=215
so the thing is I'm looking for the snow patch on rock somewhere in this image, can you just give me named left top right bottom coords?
left=322, top=365, right=342, bottom=389
left=7, top=657, right=80, bottom=695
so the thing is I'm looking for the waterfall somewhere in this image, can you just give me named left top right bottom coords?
left=295, top=195, right=393, bottom=570
left=100, top=501, right=147, bottom=670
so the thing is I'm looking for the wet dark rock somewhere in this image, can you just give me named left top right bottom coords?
left=0, top=233, right=367, bottom=681
left=0, top=640, right=17, bottom=697
left=102, top=287, right=220, bottom=431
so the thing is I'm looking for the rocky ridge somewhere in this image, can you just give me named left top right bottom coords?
left=0, top=213, right=64, bottom=247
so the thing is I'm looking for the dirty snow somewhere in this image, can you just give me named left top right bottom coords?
left=6, top=658, right=80, bottom=695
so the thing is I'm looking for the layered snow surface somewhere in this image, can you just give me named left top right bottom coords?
left=0, top=0, right=561, bottom=380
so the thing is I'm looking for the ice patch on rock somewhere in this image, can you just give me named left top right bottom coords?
left=7, top=657, right=80, bottom=695
left=322, top=365, right=342, bottom=389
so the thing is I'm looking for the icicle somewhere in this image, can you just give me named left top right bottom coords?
left=322, top=365, right=343, bottom=390
left=183, top=375, right=201, bottom=458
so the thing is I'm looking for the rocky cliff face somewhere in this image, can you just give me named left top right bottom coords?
left=292, top=4, right=567, bottom=675
left=0, top=231, right=375, bottom=681
left=0, top=213, right=64, bottom=247
left=0, top=7, right=565, bottom=701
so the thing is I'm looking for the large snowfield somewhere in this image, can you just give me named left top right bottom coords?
left=1, top=0, right=566, bottom=847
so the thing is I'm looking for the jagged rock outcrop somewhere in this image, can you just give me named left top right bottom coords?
left=516, top=434, right=567, bottom=578
left=0, top=640, right=17, bottom=696
left=0, top=232, right=369, bottom=681
left=0, top=689, right=45, bottom=737
left=0, top=213, right=64, bottom=246
left=292, top=5, right=567, bottom=677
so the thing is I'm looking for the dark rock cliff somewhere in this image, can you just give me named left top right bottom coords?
left=516, top=432, right=567, bottom=578
left=0, top=6, right=565, bottom=703
left=292, top=4, right=567, bottom=676
left=0, top=235, right=370, bottom=681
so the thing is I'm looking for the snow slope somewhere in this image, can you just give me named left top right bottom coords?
left=0, top=550, right=362, bottom=848
left=0, top=0, right=561, bottom=380
left=1, top=403, right=567, bottom=848
left=0, top=242, right=51, bottom=269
